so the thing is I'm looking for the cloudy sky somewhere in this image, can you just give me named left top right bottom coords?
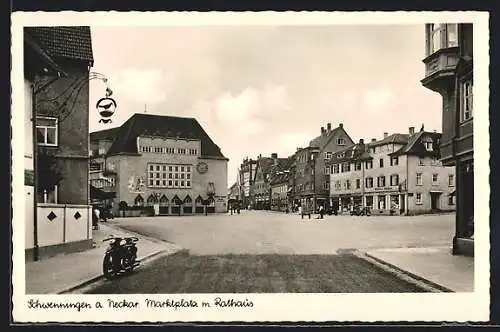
left=88, top=25, right=442, bottom=185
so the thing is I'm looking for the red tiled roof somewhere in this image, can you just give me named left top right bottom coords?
left=24, top=27, right=94, bottom=63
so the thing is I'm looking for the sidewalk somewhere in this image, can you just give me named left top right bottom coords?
left=25, top=222, right=181, bottom=294
left=363, top=246, right=474, bottom=292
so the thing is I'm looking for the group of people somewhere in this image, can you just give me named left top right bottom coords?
left=228, top=203, right=241, bottom=215
left=92, top=205, right=112, bottom=229
left=295, top=203, right=325, bottom=220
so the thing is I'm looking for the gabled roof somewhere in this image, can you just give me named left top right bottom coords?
left=255, top=157, right=275, bottom=177
left=326, top=142, right=371, bottom=164
left=390, top=131, right=442, bottom=157
left=309, top=125, right=354, bottom=151
left=24, top=27, right=94, bottom=63
left=91, top=113, right=227, bottom=159
left=367, top=133, right=409, bottom=147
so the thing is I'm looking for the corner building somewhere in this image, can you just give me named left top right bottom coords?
left=90, top=113, right=229, bottom=216
left=421, top=23, right=474, bottom=256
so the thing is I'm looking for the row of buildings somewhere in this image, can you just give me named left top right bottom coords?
left=232, top=124, right=456, bottom=216
left=230, top=22, right=475, bottom=256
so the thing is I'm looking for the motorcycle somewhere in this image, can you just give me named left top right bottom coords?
left=102, top=236, right=140, bottom=279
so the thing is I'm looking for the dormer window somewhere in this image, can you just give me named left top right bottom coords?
left=325, top=152, right=332, bottom=159
left=425, top=141, right=433, bottom=151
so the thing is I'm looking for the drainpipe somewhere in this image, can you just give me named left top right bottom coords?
left=31, top=82, right=39, bottom=261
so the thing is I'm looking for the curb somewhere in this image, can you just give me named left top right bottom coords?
left=353, top=250, right=454, bottom=293
left=55, top=249, right=171, bottom=294
left=103, top=222, right=180, bottom=248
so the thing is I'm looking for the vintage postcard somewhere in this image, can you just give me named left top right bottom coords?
left=11, top=11, right=490, bottom=323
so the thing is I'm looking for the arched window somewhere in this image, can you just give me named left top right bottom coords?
left=171, top=195, right=182, bottom=205
left=195, top=195, right=204, bottom=205
left=184, top=195, right=192, bottom=204
left=134, top=194, right=144, bottom=206
left=147, top=194, right=158, bottom=206
left=159, top=195, right=169, bottom=206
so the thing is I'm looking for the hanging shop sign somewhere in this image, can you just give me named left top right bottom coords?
left=96, top=97, right=117, bottom=124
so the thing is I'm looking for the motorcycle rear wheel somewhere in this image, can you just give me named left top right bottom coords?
left=103, top=253, right=118, bottom=279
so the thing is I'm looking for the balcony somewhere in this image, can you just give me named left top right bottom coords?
left=421, top=46, right=459, bottom=93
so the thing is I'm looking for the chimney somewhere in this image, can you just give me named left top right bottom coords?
left=339, top=123, right=343, bottom=128
left=327, top=123, right=332, bottom=131
left=371, top=138, right=376, bottom=143
left=271, top=153, right=278, bottom=165
left=409, top=126, right=415, bottom=135
left=383, top=132, right=388, bottom=139
left=321, top=126, right=325, bottom=135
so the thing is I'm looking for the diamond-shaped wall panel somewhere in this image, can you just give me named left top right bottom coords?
left=74, top=211, right=82, bottom=220
left=47, top=211, right=57, bottom=221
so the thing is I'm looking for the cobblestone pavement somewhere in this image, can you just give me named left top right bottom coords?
left=86, top=250, right=428, bottom=294
left=107, top=210, right=455, bottom=255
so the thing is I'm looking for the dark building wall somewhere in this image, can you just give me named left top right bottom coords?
left=35, top=68, right=90, bottom=205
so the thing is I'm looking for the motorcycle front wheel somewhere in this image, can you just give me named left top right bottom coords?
left=103, top=253, right=118, bottom=279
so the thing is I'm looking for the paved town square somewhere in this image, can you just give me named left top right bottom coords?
left=84, top=211, right=457, bottom=293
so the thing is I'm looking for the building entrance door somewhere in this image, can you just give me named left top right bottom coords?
left=430, top=192, right=441, bottom=211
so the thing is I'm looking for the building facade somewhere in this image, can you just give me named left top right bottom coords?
left=90, top=113, right=229, bottom=216
left=328, top=127, right=456, bottom=215
left=238, top=157, right=257, bottom=209
left=24, top=27, right=95, bottom=260
left=269, top=156, right=293, bottom=212
left=250, top=154, right=279, bottom=210
left=293, top=123, right=355, bottom=212
left=421, top=23, right=474, bottom=256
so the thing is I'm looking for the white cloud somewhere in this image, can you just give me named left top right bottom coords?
left=109, top=68, right=172, bottom=105
left=363, top=87, right=394, bottom=111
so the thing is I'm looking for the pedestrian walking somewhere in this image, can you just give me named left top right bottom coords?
left=317, top=205, right=324, bottom=219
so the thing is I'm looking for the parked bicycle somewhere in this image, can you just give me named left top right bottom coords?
left=102, top=236, right=140, bottom=279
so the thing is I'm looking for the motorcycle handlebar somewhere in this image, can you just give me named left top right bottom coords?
left=103, top=236, right=139, bottom=243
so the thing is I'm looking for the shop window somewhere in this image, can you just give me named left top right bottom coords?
left=365, top=196, right=373, bottom=208
left=36, top=117, right=58, bottom=146
left=377, top=195, right=385, bottom=209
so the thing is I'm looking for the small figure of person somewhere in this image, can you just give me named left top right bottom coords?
left=237, top=204, right=241, bottom=214
left=317, top=205, right=324, bottom=219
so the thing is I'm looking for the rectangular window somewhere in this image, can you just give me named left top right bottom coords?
left=36, top=117, right=58, bottom=146
left=379, top=158, right=384, bottom=168
left=416, top=173, right=423, bottom=185
left=365, top=160, right=373, bottom=169
left=341, top=163, right=351, bottom=173
left=462, top=78, right=473, bottom=121
left=416, top=193, right=422, bottom=205
left=354, top=162, right=362, bottom=171
left=365, top=177, right=373, bottom=188
left=432, top=173, right=439, bottom=184
left=390, top=174, right=399, bottom=186
left=38, top=185, right=58, bottom=204
left=448, top=195, right=455, bottom=205
left=390, top=156, right=399, bottom=166
left=419, top=158, right=424, bottom=166
left=147, top=163, right=193, bottom=188
left=325, top=152, right=332, bottom=159
left=337, top=138, right=346, bottom=145
left=356, top=179, right=361, bottom=189
left=377, top=176, right=386, bottom=187
left=324, top=166, right=330, bottom=175
left=448, top=174, right=455, bottom=186
left=333, top=164, right=339, bottom=174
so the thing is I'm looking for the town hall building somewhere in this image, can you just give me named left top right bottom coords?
left=90, top=113, right=229, bottom=216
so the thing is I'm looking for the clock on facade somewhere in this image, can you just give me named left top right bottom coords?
left=196, top=162, right=208, bottom=174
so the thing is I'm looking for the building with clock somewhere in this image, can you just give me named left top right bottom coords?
left=89, top=113, right=229, bottom=216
